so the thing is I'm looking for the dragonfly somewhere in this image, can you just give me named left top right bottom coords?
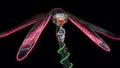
left=0, top=8, right=120, bottom=68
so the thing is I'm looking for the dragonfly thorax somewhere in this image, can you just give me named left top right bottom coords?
left=53, top=13, right=68, bottom=26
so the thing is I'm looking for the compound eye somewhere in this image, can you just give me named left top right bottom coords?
left=58, top=19, right=64, bottom=25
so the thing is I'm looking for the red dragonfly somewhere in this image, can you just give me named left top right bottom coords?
left=0, top=8, right=120, bottom=68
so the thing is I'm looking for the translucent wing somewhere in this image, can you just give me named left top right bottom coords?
left=16, top=14, right=52, bottom=61
left=67, top=13, right=111, bottom=52
left=0, top=13, right=45, bottom=38
left=86, top=22, right=120, bottom=40
left=64, top=11, right=120, bottom=40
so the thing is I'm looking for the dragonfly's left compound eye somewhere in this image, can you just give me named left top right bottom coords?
left=53, top=13, right=68, bottom=26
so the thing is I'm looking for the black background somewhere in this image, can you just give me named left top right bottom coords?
left=0, top=0, right=120, bottom=68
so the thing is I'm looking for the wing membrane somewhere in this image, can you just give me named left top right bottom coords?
left=64, top=11, right=120, bottom=40
left=67, top=13, right=110, bottom=52
left=0, top=13, right=45, bottom=38
left=86, top=22, right=120, bottom=40
left=16, top=14, right=51, bottom=61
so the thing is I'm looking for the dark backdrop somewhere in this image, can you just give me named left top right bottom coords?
left=0, top=0, right=120, bottom=68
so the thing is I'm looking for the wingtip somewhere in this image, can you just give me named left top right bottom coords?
left=99, top=42, right=111, bottom=52
left=16, top=51, right=25, bottom=61
left=16, top=54, right=24, bottom=61
left=104, top=47, right=111, bottom=52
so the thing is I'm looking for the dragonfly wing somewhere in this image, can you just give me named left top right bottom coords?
left=16, top=14, right=52, bottom=61
left=86, top=22, right=120, bottom=40
left=0, top=13, right=46, bottom=38
left=64, top=11, right=120, bottom=40
left=68, top=14, right=110, bottom=52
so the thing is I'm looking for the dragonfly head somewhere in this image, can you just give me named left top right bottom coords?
left=53, top=13, right=68, bottom=26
